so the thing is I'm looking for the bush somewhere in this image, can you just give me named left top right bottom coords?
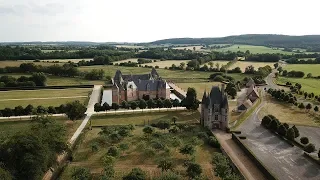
left=107, top=146, right=119, bottom=157
left=207, top=136, right=220, bottom=148
left=304, top=143, right=316, bottom=153
left=153, top=172, right=181, bottom=180
left=277, top=124, right=288, bottom=136
left=261, top=116, right=272, bottom=127
left=123, top=168, right=146, bottom=180
left=151, top=140, right=166, bottom=150
left=286, top=128, right=295, bottom=141
left=197, top=132, right=209, bottom=139
left=300, top=137, right=309, bottom=145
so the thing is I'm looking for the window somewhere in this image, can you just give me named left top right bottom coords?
left=215, top=115, right=218, bottom=121
left=214, top=105, right=219, bottom=112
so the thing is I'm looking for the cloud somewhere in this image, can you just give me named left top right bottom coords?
left=31, top=3, right=65, bottom=15
left=0, top=2, right=67, bottom=16
left=0, top=7, right=15, bottom=14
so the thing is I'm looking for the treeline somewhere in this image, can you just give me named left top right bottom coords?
left=282, top=70, right=305, bottom=78
left=246, top=53, right=280, bottom=62
left=0, top=100, right=86, bottom=119
left=0, top=46, right=135, bottom=61
left=0, top=116, right=68, bottom=180
left=285, top=57, right=320, bottom=64
left=0, top=73, right=47, bottom=87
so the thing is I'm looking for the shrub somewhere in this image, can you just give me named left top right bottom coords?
left=292, top=125, right=300, bottom=138
left=153, top=172, right=181, bottom=180
left=123, top=168, right=146, bottom=180
left=119, top=143, right=129, bottom=151
left=300, top=137, right=309, bottom=145
left=261, top=116, right=272, bottom=127
left=151, top=140, right=165, bottom=150
left=186, top=163, right=202, bottom=179
left=277, top=124, right=288, bottom=136
left=143, top=148, right=156, bottom=158
left=207, top=136, right=220, bottom=148
left=304, top=143, right=316, bottom=153
left=197, top=132, right=209, bottom=139
left=107, top=146, right=119, bottom=157
left=286, top=128, right=295, bottom=141
left=269, top=119, right=280, bottom=131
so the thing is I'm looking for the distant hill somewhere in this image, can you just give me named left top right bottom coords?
left=149, top=34, right=320, bottom=50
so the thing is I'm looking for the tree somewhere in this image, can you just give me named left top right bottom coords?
left=179, top=144, right=195, bottom=157
left=228, top=87, right=237, bottom=99
left=13, top=105, right=24, bottom=116
left=212, top=152, right=232, bottom=178
left=318, top=149, right=320, bottom=158
left=143, top=126, right=154, bottom=136
left=130, top=101, right=138, bottom=110
left=179, top=62, right=186, bottom=69
left=157, top=120, right=171, bottom=130
left=71, top=167, right=92, bottom=180
left=65, top=100, right=86, bottom=120
left=156, top=99, right=164, bottom=109
left=186, top=163, right=202, bottom=179
left=277, top=124, right=288, bottom=136
left=111, top=103, right=120, bottom=111
left=121, top=101, right=129, bottom=109
left=307, top=73, right=313, bottom=78
left=306, top=103, right=312, bottom=112
left=157, top=159, right=174, bottom=172
left=102, top=102, right=111, bottom=111
left=172, top=99, right=180, bottom=109
left=172, top=116, right=178, bottom=124
left=94, top=103, right=102, bottom=112
left=298, top=103, right=305, bottom=110
left=122, top=168, right=146, bottom=180
left=30, top=72, right=47, bottom=86
left=314, top=106, right=319, bottom=112
left=0, top=168, right=12, bottom=180
left=102, top=155, right=116, bottom=167
left=304, top=92, right=308, bottom=99
left=139, top=99, right=147, bottom=111
left=36, top=105, right=47, bottom=114
left=163, top=99, right=172, bottom=109
left=147, top=99, right=155, bottom=109
left=24, top=104, right=34, bottom=115
left=286, top=128, right=295, bottom=141
left=292, top=125, right=300, bottom=138
left=261, top=116, right=272, bottom=127
left=107, top=146, right=119, bottom=157
left=183, top=88, right=199, bottom=110
left=269, top=119, right=280, bottom=131
left=304, top=143, right=316, bottom=153
left=300, top=137, right=309, bottom=145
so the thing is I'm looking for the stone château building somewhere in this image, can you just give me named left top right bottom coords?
left=200, top=85, right=229, bottom=131
left=111, top=68, right=170, bottom=104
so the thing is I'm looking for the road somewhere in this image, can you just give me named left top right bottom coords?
left=237, top=82, right=320, bottom=180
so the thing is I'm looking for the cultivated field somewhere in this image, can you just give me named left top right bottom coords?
left=283, top=64, right=320, bottom=77
left=175, top=82, right=222, bottom=98
left=0, top=88, right=91, bottom=109
left=145, top=60, right=190, bottom=68
left=231, top=61, right=274, bottom=71
left=173, top=45, right=203, bottom=51
left=277, top=77, right=320, bottom=94
left=60, top=111, right=219, bottom=179
left=258, top=96, right=320, bottom=127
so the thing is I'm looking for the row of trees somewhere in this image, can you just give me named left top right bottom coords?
left=0, top=73, right=47, bottom=87
left=261, top=115, right=318, bottom=154
left=244, top=65, right=272, bottom=77
left=282, top=70, right=305, bottom=78
left=0, top=116, right=68, bottom=180
left=285, top=57, right=320, bottom=64
left=94, top=98, right=182, bottom=112
left=0, top=100, right=86, bottom=120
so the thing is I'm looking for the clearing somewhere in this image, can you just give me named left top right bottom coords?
left=0, top=88, right=91, bottom=109
left=60, top=111, right=220, bottom=179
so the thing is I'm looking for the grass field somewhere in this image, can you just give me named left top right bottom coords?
left=113, top=59, right=191, bottom=68
left=60, top=111, right=219, bottom=179
left=173, top=45, right=203, bottom=51
left=277, top=64, right=320, bottom=94
left=0, top=88, right=90, bottom=109
left=0, top=116, right=81, bottom=138
left=0, top=60, right=64, bottom=68
left=209, top=44, right=294, bottom=54
left=175, top=82, right=222, bottom=98
left=78, top=65, right=249, bottom=82
left=258, top=96, right=320, bottom=127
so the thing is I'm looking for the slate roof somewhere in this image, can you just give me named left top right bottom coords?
left=202, top=86, right=228, bottom=109
left=246, top=84, right=259, bottom=97
left=135, top=80, right=168, bottom=91
left=246, top=78, right=255, bottom=87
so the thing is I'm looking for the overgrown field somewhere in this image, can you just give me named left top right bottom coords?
left=60, top=111, right=220, bottom=179
left=0, top=88, right=91, bottom=109
left=258, top=96, right=320, bottom=127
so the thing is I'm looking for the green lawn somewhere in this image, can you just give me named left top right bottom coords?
left=0, top=116, right=81, bottom=138
left=91, top=111, right=199, bottom=126
left=0, top=88, right=91, bottom=109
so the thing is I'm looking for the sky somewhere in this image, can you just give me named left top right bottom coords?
left=0, top=0, right=319, bottom=42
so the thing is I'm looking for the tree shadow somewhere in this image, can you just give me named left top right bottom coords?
left=303, top=162, right=320, bottom=178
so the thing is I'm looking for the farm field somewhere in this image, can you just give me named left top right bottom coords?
left=209, top=44, right=294, bottom=54
left=42, top=58, right=92, bottom=63
left=230, top=61, right=274, bottom=72
left=0, top=73, right=105, bottom=86
left=173, top=45, right=203, bottom=51
left=60, top=111, right=219, bottom=179
left=277, top=77, right=320, bottom=94
left=0, top=116, right=81, bottom=139
left=258, top=96, right=320, bottom=127
left=283, top=64, right=320, bottom=77
left=0, top=60, right=64, bottom=68
left=0, top=88, right=90, bottom=109
left=145, top=60, right=190, bottom=68
left=78, top=65, right=250, bottom=82
left=175, top=82, right=222, bottom=98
